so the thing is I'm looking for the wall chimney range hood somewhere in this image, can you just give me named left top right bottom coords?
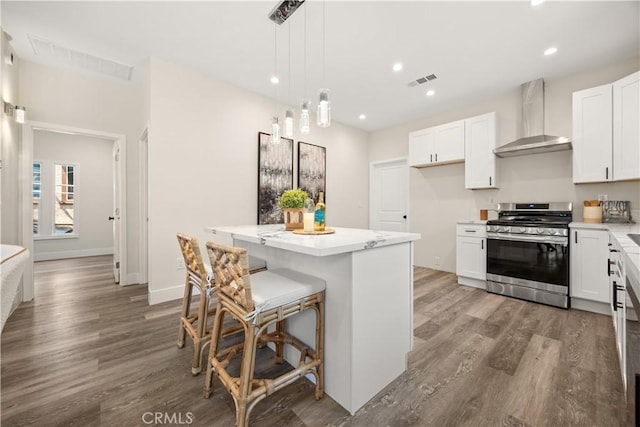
left=493, top=79, right=571, bottom=158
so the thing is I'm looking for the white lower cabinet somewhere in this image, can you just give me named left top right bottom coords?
left=456, top=223, right=486, bottom=288
left=570, top=227, right=610, bottom=303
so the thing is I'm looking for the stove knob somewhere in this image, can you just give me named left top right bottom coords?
left=537, top=228, right=545, bottom=234
left=518, top=227, right=526, bottom=233
left=500, top=226, right=509, bottom=233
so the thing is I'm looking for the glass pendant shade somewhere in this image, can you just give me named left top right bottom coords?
left=284, top=109, right=294, bottom=139
left=317, top=89, right=331, bottom=128
left=300, top=101, right=310, bottom=134
left=271, top=116, right=281, bottom=144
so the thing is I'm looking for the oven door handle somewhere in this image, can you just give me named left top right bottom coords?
left=487, top=234, right=568, bottom=246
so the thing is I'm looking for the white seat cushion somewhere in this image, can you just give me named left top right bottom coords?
left=247, top=269, right=325, bottom=319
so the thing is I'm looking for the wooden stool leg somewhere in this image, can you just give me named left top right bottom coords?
left=203, top=304, right=224, bottom=398
left=177, top=275, right=192, bottom=349
left=191, top=292, right=209, bottom=375
left=237, top=325, right=258, bottom=427
left=274, top=319, right=285, bottom=364
left=315, top=300, right=325, bottom=400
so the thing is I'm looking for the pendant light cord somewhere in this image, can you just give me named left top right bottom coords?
left=303, top=3, right=307, bottom=97
left=322, top=0, right=326, bottom=85
left=273, top=21, right=277, bottom=115
left=288, top=20, right=291, bottom=106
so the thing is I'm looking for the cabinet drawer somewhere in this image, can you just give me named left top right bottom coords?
left=456, top=224, right=486, bottom=238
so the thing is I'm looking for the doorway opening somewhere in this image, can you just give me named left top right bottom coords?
left=20, top=122, right=127, bottom=301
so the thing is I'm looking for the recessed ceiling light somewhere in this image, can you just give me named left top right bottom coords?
left=530, top=0, right=545, bottom=6
left=359, top=114, right=366, bottom=120
left=426, top=89, right=435, bottom=97
left=270, top=76, right=279, bottom=84
left=392, top=63, right=403, bottom=72
left=544, top=47, right=558, bottom=56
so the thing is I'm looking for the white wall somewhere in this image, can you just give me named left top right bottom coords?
left=1, top=30, right=20, bottom=245
left=369, top=56, right=640, bottom=273
left=147, top=57, right=370, bottom=304
left=33, top=130, right=113, bottom=260
left=18, top=60, right=144, bottom=282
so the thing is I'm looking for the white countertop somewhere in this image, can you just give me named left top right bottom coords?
left=205, top=224, right=421, bottom=257
left=457, top=220, right=487, bottom=225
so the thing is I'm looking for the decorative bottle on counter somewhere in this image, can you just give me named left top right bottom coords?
left=314, top=192, right=326, bottom=232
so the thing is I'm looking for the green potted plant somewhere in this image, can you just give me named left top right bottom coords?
left=279, top=188, right=309, bottom=230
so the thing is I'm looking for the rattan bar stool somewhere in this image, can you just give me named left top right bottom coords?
left=176, top=234, right=266, bottom=375
left=203, top=242, right=325, bottom=427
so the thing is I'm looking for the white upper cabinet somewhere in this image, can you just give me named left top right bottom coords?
left=408, top=128, right=435, bottom=167
left=433, top=120, right=465, bottom=164
left=408, top=120, right=464, bottom=167
left=613, top=71, right=640, bottom=181
left=465, top=112, right=498, bottom=189
left=572, top=83, right=613, bottom=183
left=573, top=71, right=639, bottom=183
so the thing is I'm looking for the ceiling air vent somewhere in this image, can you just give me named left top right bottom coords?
left=28, top=34, right=133, bottom=81
left=408, top=74, right=437, bottom=87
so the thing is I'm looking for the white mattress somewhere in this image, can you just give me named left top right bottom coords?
left=1, top=245, right=29, bottom=331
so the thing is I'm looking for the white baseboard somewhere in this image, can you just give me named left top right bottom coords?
left=458, top=276, right=486, bottom=290
left=148, top=284, right=184, bottom=305
left=571, top=297, right=611, bottom=315
left=33, top=247, right=113, bottom=261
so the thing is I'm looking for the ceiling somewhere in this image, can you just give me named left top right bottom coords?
left=2, top=1, right=639, bottom=132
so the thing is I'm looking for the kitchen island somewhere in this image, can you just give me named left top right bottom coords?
left=205, top=225, right=420, bottom=414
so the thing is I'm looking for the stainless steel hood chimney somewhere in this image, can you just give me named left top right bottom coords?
left=493, top=79, right=571, bottom=158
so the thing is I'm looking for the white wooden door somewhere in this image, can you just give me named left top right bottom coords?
left=572, top=84, right=613, bottom=183
left=112, top=141, right=121, bottom=284
left=370, top=159, right=409, bottom=232
left=465, top=112, right=497, bottom=189
left=613, top=71, right=640, bottom=181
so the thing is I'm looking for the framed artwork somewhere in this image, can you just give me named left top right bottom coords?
left=297, top=141, right=326, bottom=204
left=258, top=132, right=294, bottom=224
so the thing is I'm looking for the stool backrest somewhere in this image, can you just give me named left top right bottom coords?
left=177, top=233, right=209, bottom=293
left=206, top=242, right=255, bottom=312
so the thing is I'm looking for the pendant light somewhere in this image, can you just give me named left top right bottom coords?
left=317, top=0, right=331, bottom=128
left=283, top=20, right=294, bottom=139
left=300, top=3, right=310, bottom=134
left=271, top=21, right=280, bottom=144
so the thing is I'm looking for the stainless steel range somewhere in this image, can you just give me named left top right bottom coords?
left=486, top=202, right=573, bottom=309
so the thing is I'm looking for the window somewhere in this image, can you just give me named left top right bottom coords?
left=33, top=162, right=78, bottom=238
left=54, top=164, right=75, bottom=234
left=32, top=163, right=41, bottom=235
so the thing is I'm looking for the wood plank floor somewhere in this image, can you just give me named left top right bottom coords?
left=1, top=256, right=626, bottom=426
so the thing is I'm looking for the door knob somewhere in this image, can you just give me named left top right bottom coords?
left=403, top=215, right=407, bottom=219
left=108, top=216, right=115, bottom=221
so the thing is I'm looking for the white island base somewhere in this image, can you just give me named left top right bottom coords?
left=206, top=225, right=420, bottom=414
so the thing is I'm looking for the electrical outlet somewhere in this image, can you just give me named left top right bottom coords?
left=177, top=257, right=185, bottom=269
left=435, top=256, right=441, bottom=267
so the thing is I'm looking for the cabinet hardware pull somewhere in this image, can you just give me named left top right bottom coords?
left=613, top=280, right=618, bottom=311
left=606, top=167, right=609, bottom=180
left=489, top=176, right=492, bottom=186
left=430, top=154, right=433, bottom=162
left=465, top=229, right=477, bottom=233
left=481, top=240, right=484, bottom=250
left=608, top=259, right=613, bottom=276
left=435, top=153, right=438, bottom=162
left=574, top=231, right=578, bottom=244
